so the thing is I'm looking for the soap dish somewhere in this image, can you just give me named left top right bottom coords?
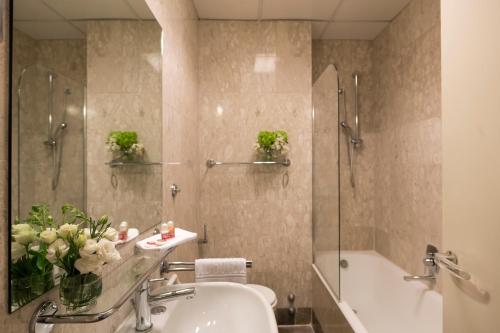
left=113, top=228, right=139, bottom=245
left=136, top=228, right=197, bottom=251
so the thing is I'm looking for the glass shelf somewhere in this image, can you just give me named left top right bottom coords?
left=35, top=249, right=171, bottom=324
left=105, top=160, right=162, bottom=168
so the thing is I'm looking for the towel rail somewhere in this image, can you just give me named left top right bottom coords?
left=165, top=260, right=252, bottom=272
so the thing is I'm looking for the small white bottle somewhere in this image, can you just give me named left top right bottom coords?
left=167, top=221, right=175, bottom=239
left=119, top=221, right=128, bottom=241
left=160, top=222, right=169, bottom=241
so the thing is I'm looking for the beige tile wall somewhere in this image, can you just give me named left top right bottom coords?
left=371, top=0, right=442, bottom=276
left=197, top=21, right=313, bottom=307
left=86, top=20, right=163, bottom=233
left=145, top=0, right=200, bottom=268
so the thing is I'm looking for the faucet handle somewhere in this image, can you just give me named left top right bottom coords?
left=148, top=287, right=196, bottom=305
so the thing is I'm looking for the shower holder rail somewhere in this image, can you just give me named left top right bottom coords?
left=206, top=159, right=291, bottom=168
left=105, top=160, right=162, bottom=168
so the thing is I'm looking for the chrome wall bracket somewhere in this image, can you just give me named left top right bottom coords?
left=29, top=301, right=58, bottom=333
left=170, top=184, right=181, bottom=197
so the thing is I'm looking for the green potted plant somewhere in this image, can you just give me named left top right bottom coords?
left=254, top=130, right=289, bottom=160
left=10, top=205, right=56, bottom=308
left=106, top=131, right=145, bottom=161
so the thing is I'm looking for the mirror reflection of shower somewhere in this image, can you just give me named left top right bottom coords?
left=16, top=64, right=86, bottom=221
left=337, top=64, right=362, bottom=188
left=43, top=71, right=70, bottom=190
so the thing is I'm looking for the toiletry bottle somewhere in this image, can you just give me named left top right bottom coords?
left=160, top=222, right=169, bottom=241
left=119, top=221, right=128, bottom=241
left=167, top=221, right=175, bottom=239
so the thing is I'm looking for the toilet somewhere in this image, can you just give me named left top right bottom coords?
left=247, top=284, right=278, bottom=309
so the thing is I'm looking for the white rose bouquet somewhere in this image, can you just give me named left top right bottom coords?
left=46, top=204, right=121, bottom=312
left=10, top=204, right=57, bottom=307
left=47, top=204, right=121, bottom=276
left=11, top=204, right=121, bottom=311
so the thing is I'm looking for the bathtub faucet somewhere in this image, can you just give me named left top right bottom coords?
left=403, top=244, right=438, bottom=282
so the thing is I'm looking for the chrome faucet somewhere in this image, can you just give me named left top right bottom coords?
left=403, top=244, right=439, bottom=282
left=134, top=279, right=196, bottom=332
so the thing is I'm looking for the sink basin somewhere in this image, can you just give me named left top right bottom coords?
left=116, top=282, right=279, bottom=333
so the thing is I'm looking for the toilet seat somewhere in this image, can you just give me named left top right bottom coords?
left=247, top=284, right=277, bottom=309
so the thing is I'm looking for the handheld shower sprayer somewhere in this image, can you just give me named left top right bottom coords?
left=337, top=66, right=362, bottom=188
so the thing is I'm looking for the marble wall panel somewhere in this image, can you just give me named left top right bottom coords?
left=86, top=20, right=163, bottom=232
left=145, top=0, right=200, bottom=269
left=198, top=20, right=313, bottom=307
left=371, top=0, right=442, bottom=278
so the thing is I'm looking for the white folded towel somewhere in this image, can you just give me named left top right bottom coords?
left=195, top=258, right=247, bottom=284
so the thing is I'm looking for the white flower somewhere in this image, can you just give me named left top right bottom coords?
left=46, top=239, right=69, bottom=264
left=103, top=227, right=117, bottom=241
left=12, top=223, right=32, bottom=234
left=75, top=255, right=104, bottom=275
left=40, top=228, right=58, bottom=244
left=13, top=224, right=36, bottom=245
left=96, top=239, right=121, bottom=263
left=79, top=239, right=98, bottom=258
left=11, top=242, right=26, bottom=263
left=57, top=223, right=79, bottom=239
left=75, top=233, right=87, bottom=247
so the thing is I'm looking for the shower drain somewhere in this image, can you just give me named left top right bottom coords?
left=151, top=305, right=167, bottom=315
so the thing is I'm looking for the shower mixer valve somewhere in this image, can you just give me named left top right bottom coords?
left=403, top=244, right=439, bottom=282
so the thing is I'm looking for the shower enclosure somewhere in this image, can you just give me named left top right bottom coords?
left=312, top=64, right=341, bottom=298
left=13, top=64, right=86, bottom=220
left=312, top=65, right=442, bottom=333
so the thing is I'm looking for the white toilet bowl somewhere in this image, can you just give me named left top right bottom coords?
left=247, top=284, right=277, bottom=309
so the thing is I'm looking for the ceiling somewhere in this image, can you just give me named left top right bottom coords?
left=13, top=0, right=155, bottom=40
left=193, top=0, right=412, bottom=39
left=14, top=0, right=412, bottom=40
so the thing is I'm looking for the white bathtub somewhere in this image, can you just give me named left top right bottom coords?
left=313, top=250, right=443, bottom=333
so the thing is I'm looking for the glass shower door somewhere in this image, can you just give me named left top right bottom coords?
left=312, top=64, right=340, bottom=298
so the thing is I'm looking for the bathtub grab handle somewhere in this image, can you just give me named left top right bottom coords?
left=403, top=275, right=436, bottom=281
left=434, top=252, right=471, bottom=281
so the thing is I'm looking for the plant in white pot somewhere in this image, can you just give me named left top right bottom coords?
left=254, top=130, right=289, bottom=160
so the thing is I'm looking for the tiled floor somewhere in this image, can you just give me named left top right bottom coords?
left=278, top=325, right=315, bottom=333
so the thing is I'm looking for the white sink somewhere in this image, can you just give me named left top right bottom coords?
left=116, top=282, right=279, bottom=333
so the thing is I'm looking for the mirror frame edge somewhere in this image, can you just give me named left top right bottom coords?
left=7, top=0, right=14, bottom=314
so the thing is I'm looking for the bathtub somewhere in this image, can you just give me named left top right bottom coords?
left=313, top=250, right=443, bottom=333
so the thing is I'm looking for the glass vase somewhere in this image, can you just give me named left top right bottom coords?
left=11, top=269, right=55, bottom=308
left=59, top=273, right=102, bottom=313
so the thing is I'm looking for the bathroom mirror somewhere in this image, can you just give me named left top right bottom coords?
left=8, top=0, right=162, bottom=312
